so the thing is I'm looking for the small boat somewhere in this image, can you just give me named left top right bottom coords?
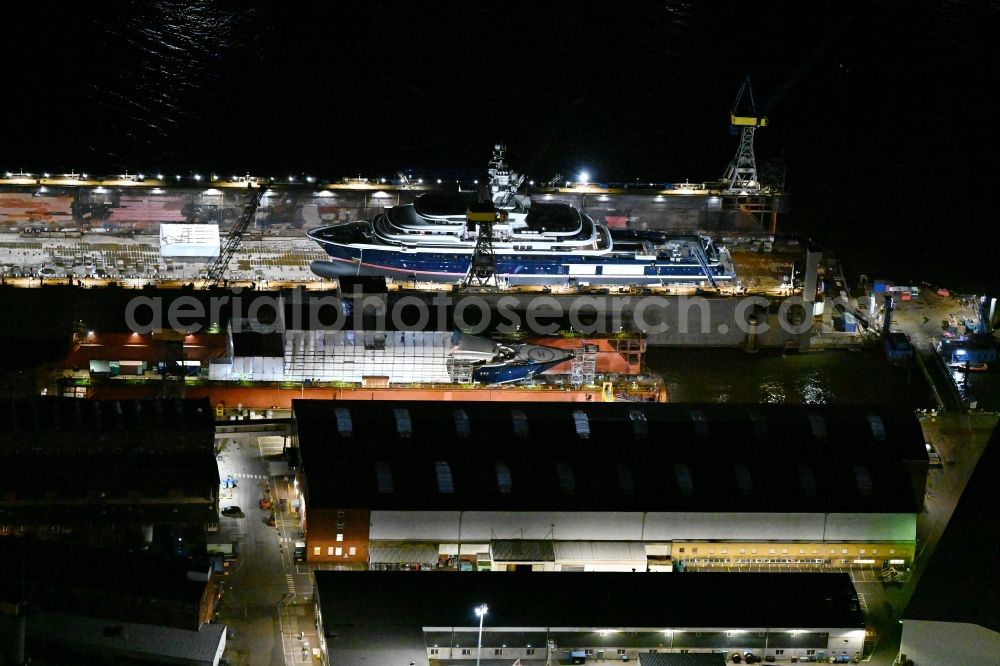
left=951, top=362, right=988, bottom=373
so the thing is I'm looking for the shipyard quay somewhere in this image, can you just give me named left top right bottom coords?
left=291, top=400, right=927, bottom=573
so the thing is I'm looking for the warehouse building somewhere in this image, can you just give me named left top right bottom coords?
left=313, top=571, right=866, bottom=665
left=899, top=427, right=1000, bottom=665
left=292, top=401, right=926, bottom=572
left=0, top=398, right=219, bottom=549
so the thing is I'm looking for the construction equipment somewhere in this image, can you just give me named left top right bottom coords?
left=206, top=184, right=267, bottom=287
left=461, top=201, right=505, bottom=289
left=721, top=75, right=768, bottom=193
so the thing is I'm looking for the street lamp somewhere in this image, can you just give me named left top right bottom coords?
left=475, top=604, right=488, bottom=666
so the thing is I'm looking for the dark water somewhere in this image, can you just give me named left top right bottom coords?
left=645, top=347, right=937, bottom=407
left=2, top=1, right=999, bottom=295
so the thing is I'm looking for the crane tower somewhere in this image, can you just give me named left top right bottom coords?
left=721, top=75, right=768, bottom=193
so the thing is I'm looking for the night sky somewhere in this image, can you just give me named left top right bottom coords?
left=2, top=1, right=998, bottom=292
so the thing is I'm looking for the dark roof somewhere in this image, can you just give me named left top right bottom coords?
left=316, top=571, right=864, bottom=630
left=904, top=427, right=1000, bottom=632
left=293, top=401, right=926, bottom=513
left=524, top=202, right=581, bottom=232
left=0, top=537, right=207, bottom=629
left=0, top=398, right=217, bottom=524
left=0, top=398, right=215, bottom=446
left=232, top=331, right=283, bottom=357
left=640, top=655, right=727, bottom=666
left=413, top=191, right=475, bottom=217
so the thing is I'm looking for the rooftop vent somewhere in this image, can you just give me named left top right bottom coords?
left=334, top=408, right=353, bottom=437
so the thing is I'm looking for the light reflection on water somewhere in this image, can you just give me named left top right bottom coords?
left=646, top=347, right=933, bottom=407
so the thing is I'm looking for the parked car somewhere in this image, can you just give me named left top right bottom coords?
left=221, top=506, right=243, bottom=517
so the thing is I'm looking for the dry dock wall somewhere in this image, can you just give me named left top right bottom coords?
left=0, top=185, right=771, bottom=236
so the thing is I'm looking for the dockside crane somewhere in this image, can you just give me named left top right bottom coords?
left=206, top=184, right=268, bottom=287
left=721, top=75, right=768, bottom=193
left=460, top=201, right=506, bottom=289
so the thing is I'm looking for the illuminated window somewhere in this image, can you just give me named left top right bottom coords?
left=313, top=546, right=320, bottom=556
left=739, top=549, right=746, bottom=555
left=860, top=548, right=866, bottom=555
left=841, top=548, right=848, bottom=555
left=335, top=547, right=343, bottom=557
left=769, top=548, right=776, bottom=555
left=348, top=546, right=356, bottom=556
left=751, top=548, right=758, bottom=555
left=890, top=548, right=896, bottom=554
left=782, top=548, right=788, bottom=554
left=720, top=548, right=728, bottom=555
left=327, top=547, right=334, bottom=556
left=336, top=534, right=343, bottom=542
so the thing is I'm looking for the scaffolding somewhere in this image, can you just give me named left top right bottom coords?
left=447, top=358, right=475, bottom=384
left=570, top=344, right=598, bottom=386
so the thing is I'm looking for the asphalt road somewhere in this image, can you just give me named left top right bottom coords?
left=215, top=432, right=303, bottom=666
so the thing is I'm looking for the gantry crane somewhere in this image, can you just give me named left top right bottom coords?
left=721, top=75, right=768, bottom=193
left=460, top=201, right=506, bottom=289
left=206, top=184, right=267, bottom=287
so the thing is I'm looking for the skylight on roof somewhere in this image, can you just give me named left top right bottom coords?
left=495, top=462, right=512, bottom=494
left=674, top=463, right=694, bottom=496
left=454, top=409, right=471, bottom=438
left=689, top=410, right=708, bottom=440
left=435, top=461, right=454, bottom=494
left=572, top=410, right=590, bottom=439
left=628, top=410, right=648, bottom=439
left=749, top=410, right=768, bottom=442
left=797, top=464, right=817, bottom=497
left=616, top=463, right=634, bottom=496
left=734, top=464, right=754, bottom=496
left=867, top=414, right=886, bottom=442
left=556, top=462, right=575, bottom=494
left=375, top=462, right=394, bottom=494
left=394, top=408, right=412, bottom=438
left=335, top=408, right=353, bottom=437
left=511, top=410, right=528, bottom=439
left=853, top=465, right=873, bottom=497
left=807, top=413, right=827, bottom=442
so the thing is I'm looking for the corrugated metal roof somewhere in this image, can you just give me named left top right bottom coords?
left=490, top=539, right=555, bottom=562
left=368, top=543, right=438, bottom=565
left=553, top=541, right=647, bottom=562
